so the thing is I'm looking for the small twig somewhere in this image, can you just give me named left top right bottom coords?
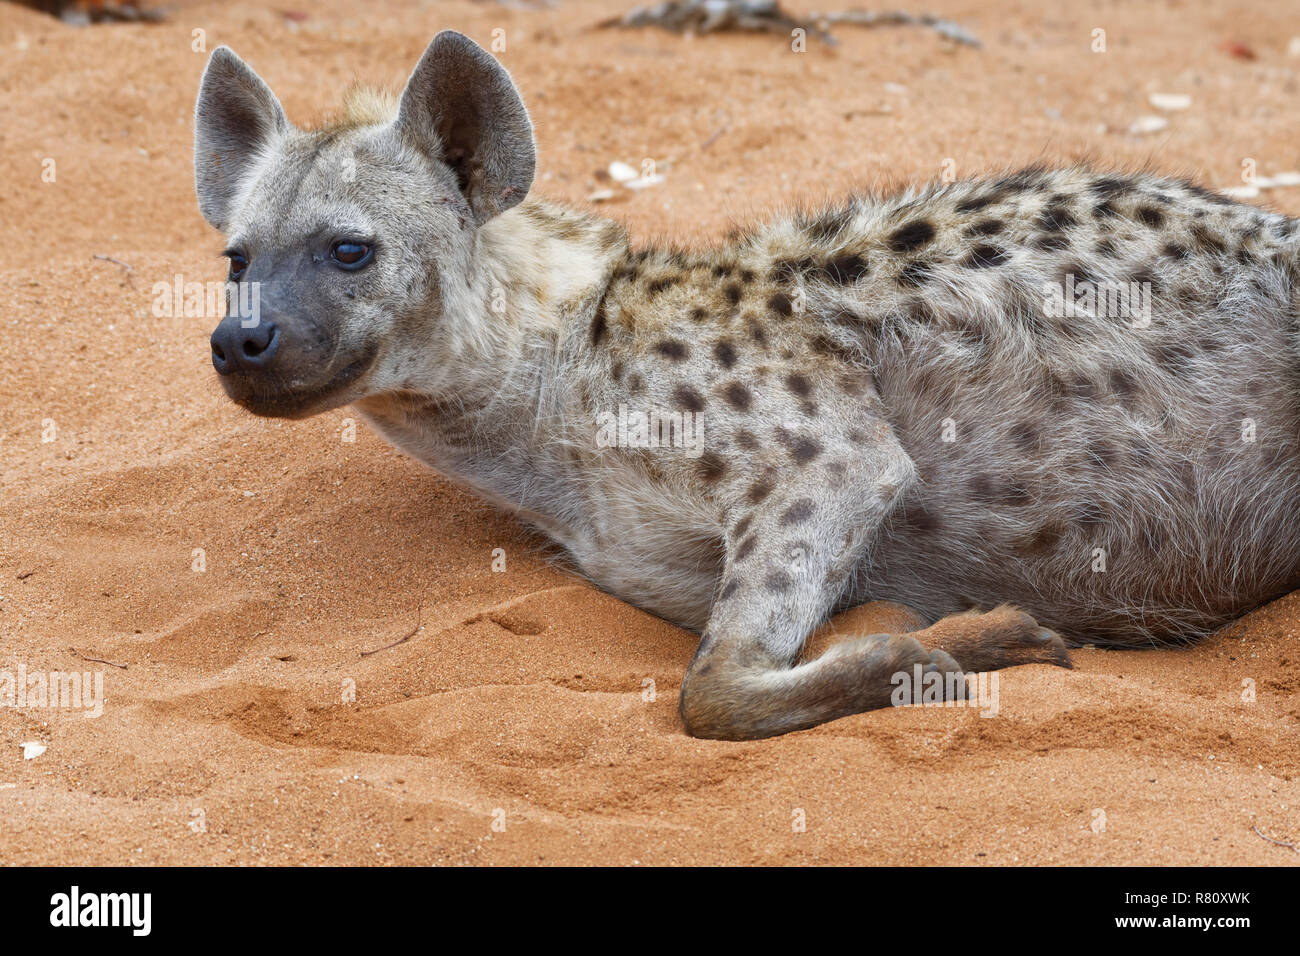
left=92, top=254, right=136, bottom=289
left=360, top=606, right=424, bottom=657
left=68, top=647, right=128, bottom=670
left=1252, top=824, right=1300, bottom=852
left=598, top=1, right=980, bottom=48
left=700, top=123, right=730, bottom=151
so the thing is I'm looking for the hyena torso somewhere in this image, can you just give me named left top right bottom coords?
left=366, top=167, right=1300, bottom=647
left=196, top=33, right=1300, bottom=736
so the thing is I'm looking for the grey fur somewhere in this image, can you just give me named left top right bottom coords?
left=194, top=33, right=1300, bottom=739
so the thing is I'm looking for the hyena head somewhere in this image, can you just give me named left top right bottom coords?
left=193, top=31, right=535, bottom=418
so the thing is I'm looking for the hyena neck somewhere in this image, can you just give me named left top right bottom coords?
left=354, top=198, right=628, bottom=534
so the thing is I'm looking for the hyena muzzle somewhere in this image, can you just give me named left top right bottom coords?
left=194, top=31, right=1300, bottom=739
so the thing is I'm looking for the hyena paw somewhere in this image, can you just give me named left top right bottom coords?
left=861, top=634, right=968, bottom=703
left=921, top=605, right=1073, bottom=673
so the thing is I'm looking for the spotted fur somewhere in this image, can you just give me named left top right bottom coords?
left=195, top=33, right=1300, bottom=739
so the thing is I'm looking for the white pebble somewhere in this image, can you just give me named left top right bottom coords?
left=1148, top=92, right=1191, bottom=111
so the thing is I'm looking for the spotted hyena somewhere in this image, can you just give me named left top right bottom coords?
left=194, top=32, right=1300, bottom=738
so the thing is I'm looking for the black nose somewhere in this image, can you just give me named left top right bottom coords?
left=211, top=316, right=280, bottom=374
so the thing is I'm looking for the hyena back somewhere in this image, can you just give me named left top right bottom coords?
left=195, top=32, right=1300, bottom=738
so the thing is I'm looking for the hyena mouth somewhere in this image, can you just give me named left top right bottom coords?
left=224, top=347, right=378, bottom=419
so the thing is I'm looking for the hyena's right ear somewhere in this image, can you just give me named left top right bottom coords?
left=395, top=31, right=536, bottom=225
left=194, top=46, right=289, bottom=231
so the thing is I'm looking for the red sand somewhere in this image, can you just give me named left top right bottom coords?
left=1, top=0, right=1298, bottom=864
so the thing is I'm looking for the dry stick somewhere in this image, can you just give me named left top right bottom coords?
left=700, top=123, right=730, bottom=151
left=1252, top=824, right=1300, bottom=852
left=598, top=2, right=979, bottom=48
left=92, top=253, right=136, bottom=289
left=68, top=647, right=128, bottom=670
left=360, top=606, right=424, bottom=657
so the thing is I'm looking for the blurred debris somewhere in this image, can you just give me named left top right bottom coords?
left=1217, top=39, right=1256, bottom=60
left=14, top=0, right=165, bottom=23
left=1127, top=115, right=1169, bottom=136
left=1148, top=92, right=1191, bottom=111
left=599, top=0, right=979, bottom=47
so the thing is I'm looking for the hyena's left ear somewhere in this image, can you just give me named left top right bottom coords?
left=395, top=31, right=536, bottom=225
left=194, top=46, right=290, bottom=231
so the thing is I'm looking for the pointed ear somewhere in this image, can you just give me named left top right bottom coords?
left=395, top=31, right=536, bottom=225
left=194, top=46, right=289, bottom=231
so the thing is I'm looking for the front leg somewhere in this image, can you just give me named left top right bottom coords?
left=679, top=423, right=1067, bottom=740
left=679, top=431, right=956, bottom=738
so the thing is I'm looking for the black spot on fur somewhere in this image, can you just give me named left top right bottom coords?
left=733, top=514, right=754, bottom=538
left=1090, top=176, right=1133, bottom=198
left=722, top=381, right=753, bottom=411
left=768, top=292, right=794, bottom=316
left=697, top=452, right=726, bottom=483
left=1135, top=206, right=1164, bottom=228
left=823, top=255, right=869, bottom=284
left=1161, top=242, right=1187, bottom=259
left=746, top=479, right=773, bottom=504
left=725, top=283, right=742, bottom=305
left=888, top=220, right=936, bottom=252
left=809, top=334, right=859, bottom=364
left=1154, top=341, right=1196, bottom=376
left=590, top=302, right=608, bottom=346
left=898, top=260, right=933, bottom=286
left=689, top=307, right=707, bottom=322
left=956, top=190, right=1005, bottom=213
left=735, top=534, right=758, bottom=561
left=1011, top=422, right=1039, bottom=451
left=962, top=245, right=1008, bottom=269
left=1037, top=204, right=1077, bottom=231
left=776, top=428, right=823, bottom=465
left=1129, top=268, right=1159, bottom=296
left=1032, top=233, right=1071, bottom=252
left=785, top=373, right=812, bottom=398
left=673, top=385, right=706, bottom=413
left=1095, top=237, right=1119, bottom=257
left=719, top=579, right=740, bottom=601
left=1182, top=181, right=1236, bottom=206
left=1023, top=522, right=1063, bottom=554
left=780, top=499, right=815, bottom=526
left=771, top=257, right=814, bottom=281
left=1191, top=224, right=1226, bottom=254
left=735, top=429, right=759, bottom=451
left=806, top=207, right=854, bottom=243
left=714, top=339, right=738, bottom=368
left=765, top=570, right=793, bottom=594
left=656, top=339, right=689, bottom=361
left=968, top=218, right=1005, bottom=236
left=1108, top=368, right=1136, bottom=399
left=1092, top=200, right=1119, bottom=219
left=968, top=474, right=997, bottom=501
left=646, top=276, right=676, bottom=296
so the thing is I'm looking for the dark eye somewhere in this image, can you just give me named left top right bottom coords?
left=331, top=241, right=373, bottom=269
left=226, top=252, right=248, bottom=282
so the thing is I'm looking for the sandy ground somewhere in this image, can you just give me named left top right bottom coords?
left=1, top=0, right=1299, bottom=865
